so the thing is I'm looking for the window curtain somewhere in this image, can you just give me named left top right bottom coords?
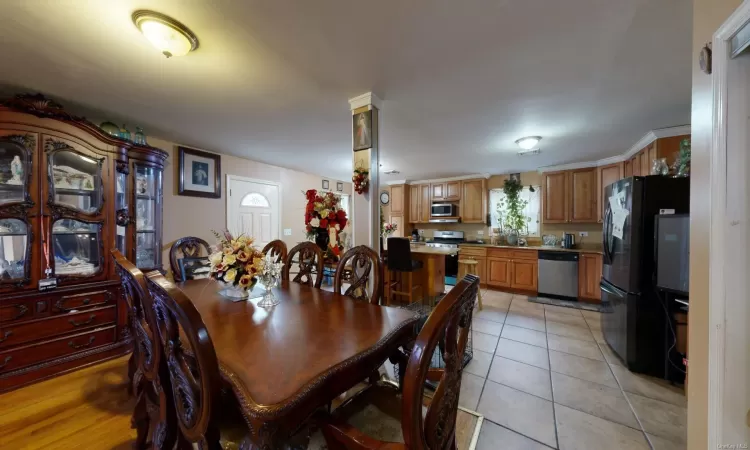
left=489, top=186, right=541, bottom=236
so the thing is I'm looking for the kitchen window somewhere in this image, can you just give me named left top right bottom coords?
left=489, top=186, right=541, bottom=237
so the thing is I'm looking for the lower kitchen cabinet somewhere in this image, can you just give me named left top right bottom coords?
left=578, top=252, right=603, bottom=301
left=511, top=260, right=538, bottom=292
left=457, top=246, right=487, bottom=287
left=486, top=258, right=512, bottom=288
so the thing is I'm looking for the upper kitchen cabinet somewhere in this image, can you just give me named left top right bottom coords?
left=543, top=168, right=597, bottom=224
left=390, top=184, right=405, bottom=216
left=431, top=181, right=461, bottom=202
left=597, top=162, right=623, bottom=222
left=569, top=168, right=596, bottom=223
left=542, top=171, right=568, bottom=223
left=459, top=179, right=486, bottom=223
left=408, top=183, right=431, bottom=224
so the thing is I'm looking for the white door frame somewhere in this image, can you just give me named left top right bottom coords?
left=225, top=175, right=283, bottom=241
left=709, top=2, right=750, bottom=447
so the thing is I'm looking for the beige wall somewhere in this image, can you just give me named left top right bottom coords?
left=149, top=137, right=352, bottom=274
left=689, top=1, right=741, bottom=448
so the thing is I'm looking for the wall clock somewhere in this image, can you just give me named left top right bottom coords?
left=380, top=191, right=390, bottom=205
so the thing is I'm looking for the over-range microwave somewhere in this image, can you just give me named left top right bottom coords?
left=431, top=203, right=457, bottom=217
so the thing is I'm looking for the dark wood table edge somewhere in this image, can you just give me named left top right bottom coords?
left=218, top=310, right=420, bottom=422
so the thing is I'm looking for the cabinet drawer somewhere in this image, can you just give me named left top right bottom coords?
left=510, top=250, right=538, bottom=261
left=487, top=248, right=512, bottom=258
left=0, top=326, right=116, bottom=375
left=0, top=306, right=116, bottom=350
left=52, top=290, right=114, bottom=313
left=458, top=246, right=487, bottom=257
left=0, top=299, right=36, bottom=325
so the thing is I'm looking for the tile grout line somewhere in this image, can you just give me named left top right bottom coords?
left=587, top=319, right=656, bottom=450
left=481, top=418, right=557, bottom=450
left=472, top=293, right=505, bottom=413
left=544, top=307, right=561, bottom=449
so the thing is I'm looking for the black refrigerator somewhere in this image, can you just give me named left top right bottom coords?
left=600, top=176, right=689, bottom=377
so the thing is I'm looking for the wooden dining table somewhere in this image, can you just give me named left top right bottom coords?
left=176, top=278, right=420, bottom=448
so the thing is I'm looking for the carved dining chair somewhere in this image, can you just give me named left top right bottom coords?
left=313, top=274, right=479, bottom=450
left=145, top=272, right=251, bottom=449
left=169, top=236, right=211, bottom=282
left=262, top=239, right=288, bottom=264
left=282, top=242, right=324, bottom=288
left=111, top=249, right=176, bottom=450
left=334, top=245, right=383, bottom=304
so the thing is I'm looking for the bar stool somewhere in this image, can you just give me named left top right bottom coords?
left=458, top=259, right=483, bottom=310
left=386, top=237, right=423, bottom=305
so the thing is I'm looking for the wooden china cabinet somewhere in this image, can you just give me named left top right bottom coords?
left=0, top=94, right=167, bottom=392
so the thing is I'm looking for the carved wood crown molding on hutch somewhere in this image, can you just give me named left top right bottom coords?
left=538, top=125, right=691, bottom=173
left=0, top=93, right=169, bottom=160
left=384, top=173, right=491, bottom=186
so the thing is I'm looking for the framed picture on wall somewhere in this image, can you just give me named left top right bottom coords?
left=336, top=182, right=344, bottom=192
left=322, top=179, right=329, bottom=190
left=352, top=110, right=372, bottom=151
left=178, top=146, right=221, bottom=198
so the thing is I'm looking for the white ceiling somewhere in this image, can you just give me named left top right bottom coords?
left=0, top=0, right=692, bottom=181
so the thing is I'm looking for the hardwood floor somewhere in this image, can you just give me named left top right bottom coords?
left=0, top=356, right=136, bottom=450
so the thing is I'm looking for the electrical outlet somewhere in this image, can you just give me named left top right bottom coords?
left=579, top=232, right=588, bottom=237
left=283, top=228, right=292, bottom=236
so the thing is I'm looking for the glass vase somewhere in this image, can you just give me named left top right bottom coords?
left=258, top=273, right=280, bottom=308
left=219, top=282, right=249, bottom=300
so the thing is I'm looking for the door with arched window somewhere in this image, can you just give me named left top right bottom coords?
left=226, top=176, right=279, bottom=250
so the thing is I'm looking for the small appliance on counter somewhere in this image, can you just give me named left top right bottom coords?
left=562, top=233, right=576, bottom=249
left=411, top=228, right=420, bottom=242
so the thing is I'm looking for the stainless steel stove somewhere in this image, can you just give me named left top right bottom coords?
left=426, top=230, right=465, bottom=249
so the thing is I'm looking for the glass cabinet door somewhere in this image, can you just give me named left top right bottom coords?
left=48, top=148, right=103, bottom=214
left=52, top=219, right=101, bottom=276
left=134, top=164, right=162, bottom=269
left=115, top=171, right=127, bottom=254
left=0, top=141, right=31, bottom=204
left=0, top=218, right=30, bottom=281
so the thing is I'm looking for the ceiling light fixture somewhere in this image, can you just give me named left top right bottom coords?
left=515, top=136, right=542, bottom=150
left=132, top=10, right=199, bottom=58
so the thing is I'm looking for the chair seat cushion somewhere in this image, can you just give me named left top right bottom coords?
left=308, top=384, right=414, bottom=448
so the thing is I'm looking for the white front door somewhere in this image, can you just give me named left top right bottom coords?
left=227, top=177, right=280, bottom=250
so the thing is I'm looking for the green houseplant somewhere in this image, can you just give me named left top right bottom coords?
left=497, top=177, right=529, bottom=246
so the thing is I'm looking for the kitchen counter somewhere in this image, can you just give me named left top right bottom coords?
left=409, top=245, right=458, bottom=256
left=458, top=242, right=603, bottom=254
left=384, top=244, right=449, bottom=305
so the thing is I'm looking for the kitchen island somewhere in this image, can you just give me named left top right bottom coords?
left=383, top=244, right=457, bottom=305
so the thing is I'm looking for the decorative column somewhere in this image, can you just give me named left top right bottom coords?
left=348, top=92, right=381, bottom=254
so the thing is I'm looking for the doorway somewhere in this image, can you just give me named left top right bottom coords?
left=226, top=176, right=280, bottom=250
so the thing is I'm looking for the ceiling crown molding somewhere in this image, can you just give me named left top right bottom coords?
left=539, top=125, right=691, bottom=173
left=348, top=92, right=383, bottom=111
left=405, top=173, right=490, bottom=185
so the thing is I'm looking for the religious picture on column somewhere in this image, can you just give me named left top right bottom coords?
left=353, top=110, right=372, bottom=151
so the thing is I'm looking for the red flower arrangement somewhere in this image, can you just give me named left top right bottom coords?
left=352, top=167, right=369, bottom=195
left=304, top=189, right=348, bottom=260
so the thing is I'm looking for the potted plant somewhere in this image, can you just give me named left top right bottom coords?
left=497, top=177, right=529, bottom=246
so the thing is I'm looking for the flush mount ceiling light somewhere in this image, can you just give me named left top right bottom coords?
left=132, top=10, right=199, bottom=58
left=515, top=136, right=542, bottom=150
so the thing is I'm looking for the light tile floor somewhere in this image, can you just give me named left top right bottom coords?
left=465, top=289, right=687, bottom=450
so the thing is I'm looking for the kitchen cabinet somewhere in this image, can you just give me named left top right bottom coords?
left=597, top=163, right=624, bottom=222
left=487, top=257, right=512, bottom=288
left=624, top=158, right=633, bottom=178
left=431, top=181, right=461, bottom=202
left=578, top=252, right=603, bottom=301
left=459, top=179, right=486, bottom=223
left=409, top=185, right=419, bottom=223
left=543, top=168, right=597, bottom=224
left=569, top=168, right=597, bottom=223
left=390, top=184, right=405, bottom=216
left=511, top=260, right=538, bottom=292
left=639, top=150, right=649, bottom=176
left=407, top=184, right=431, bottom=224
left=542, top=171, right=569, bottom=223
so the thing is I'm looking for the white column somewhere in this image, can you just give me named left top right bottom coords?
left=349, top=93, right=381, bottom=254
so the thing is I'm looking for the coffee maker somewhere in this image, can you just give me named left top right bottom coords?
left=411, top=228, right=420, bottom=242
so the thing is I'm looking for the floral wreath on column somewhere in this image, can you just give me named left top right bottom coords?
left=352, top=164, right=369, bottom=195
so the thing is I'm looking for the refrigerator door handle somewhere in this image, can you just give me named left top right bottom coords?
left=603, top=205, right=613, bottom=264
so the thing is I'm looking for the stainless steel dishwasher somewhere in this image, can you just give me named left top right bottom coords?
left=537, top=251, right=579, bottom=300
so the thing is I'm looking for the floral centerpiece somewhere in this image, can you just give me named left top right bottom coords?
left=209, top=230, right=265, bottom=299
left=304, top=190, right=348, bottom=261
